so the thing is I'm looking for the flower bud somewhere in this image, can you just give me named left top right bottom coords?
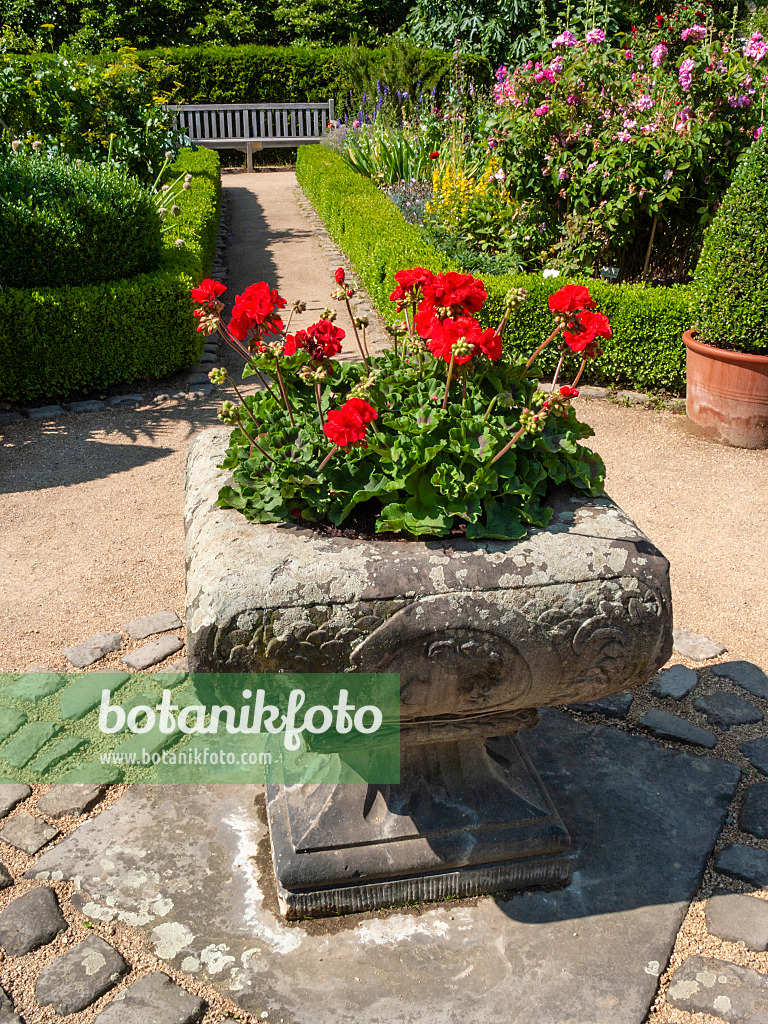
left=334, top=267, right=346, bottom=284
left=218, top=400, right=239, bottom=425
left=505, top=287, right=529, bottom=312
left=293, top=300, right=307, bottom=313
left=10, top=140, right=21, bottom=152
left=174, top=239, right=184, bottom=247
left=354, top=315, right=369, bottom=329
left=321, top=307, right=336, bottom=321
left=158, top=207, right=168, bottom=217
left=330, top=287, right=346, bottom=301
left=31, top=140, right=42, bottom=152
left=182, top=181, right=190, bottom=190
left=162, top=184, right=171, bottom=193
left=170, top=205, right=180, bottom=216
left=208, top=367, right=227, bottom=385
left=165, top=149, right=174, bottom=160
left=184, top=173, right=192, bottom=182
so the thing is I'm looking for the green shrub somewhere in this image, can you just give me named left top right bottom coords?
left=0, top=147, right=221, bottom=403
left=297, top=145, right=691, bottom=392
left=692, top=133, right=768, bottom=355
left=0, top=153, right=161, bottom=288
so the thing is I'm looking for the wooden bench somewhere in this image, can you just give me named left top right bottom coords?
left=169, top=101, right=336, bottom=170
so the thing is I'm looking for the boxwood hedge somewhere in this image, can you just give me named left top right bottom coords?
left=296, top=146, right=692, bottom=393
left=0, top=147, right=220, bottom=404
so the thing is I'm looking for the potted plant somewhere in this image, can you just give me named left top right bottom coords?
left=184, top=267, right=672, bottom=917
left=684, top=131, right=768, bottom=448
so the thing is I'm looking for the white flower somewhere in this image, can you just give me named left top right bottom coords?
left=543, top=268, right=560, bottom=278
left=174, top=238, right=184, bottom=247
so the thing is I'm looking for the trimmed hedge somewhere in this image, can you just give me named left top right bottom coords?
left=0, top=153, right=161, bottom=289
left=50, top=44, right=493, bottom=109
left=296, top=146, right=692, bottom=393
left=0, top=147, right=221, bottom=403
left=693, top=132, right=768, bottom=354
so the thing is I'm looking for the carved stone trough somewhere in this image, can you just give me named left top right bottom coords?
left=185, top=428, right=673, bottom=918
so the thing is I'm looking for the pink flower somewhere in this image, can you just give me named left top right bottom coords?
left=558, top=167, right=570, bottom=180
left=352, top=120, right=361, bottom=130
left=534, top=104, right=550, bottom=116
left=651, top=43, right=668, bottom=68
left=552, top=30, right=578, bottom=47
left=587, top=160, right=598, bottom=171
left=625, top=49, right=633, bottom=60
left=679, top=57, right=695, bottom=91
left=636, top=94, right=654, bottom=111
left=585, top=27, right=605, bottom=44
left=755, top=126, right=764, bottom=139
left=616, top=130, right=632, bottom=142
left=745, top=32, right=767, bottom=61
left=623, top=118, right=637, bottom=129
left=681, top=25, right=707, bottom=41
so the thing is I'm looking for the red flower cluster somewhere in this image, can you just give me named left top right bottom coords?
left=228, top=282, right=287, bottom=342
left=284, top=319, right=346, bottom=359
left=548, top=285, right=595, bottom=315
left=389, top=267, right=434, bottom=311
left=420, top=271, right=487, bottom=320
left=559, top=385, right=580, bottom=399
left=429, top=151, right=440, bottom=159
left=334, top=267, right=346, bottom=284
left=427, top=317, right=502, bottom=365
left=190, top=279, right=226, bottom=304
left=323, top=398, right=377, bottom=447
left=564, top=310, right=612, bottom=355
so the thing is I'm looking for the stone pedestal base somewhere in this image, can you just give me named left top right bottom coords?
left=266, top=735, right=572, bottom=918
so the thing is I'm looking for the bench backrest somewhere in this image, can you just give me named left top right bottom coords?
left=170, top=101, right=336, bottom=142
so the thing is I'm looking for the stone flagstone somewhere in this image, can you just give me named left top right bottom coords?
left=64, top=633, right=123, bottom=669
left=715, top=844, right=768, bottom=888
left=640, top=708, right=717, bottom=748
left=673, top=629, right=727, bottom=661
left=693, top=692, right=764, bottom=730
left=122, top=635, right=183, bottom=671
left=739, top=784, right=768, bottom=839
left=1, top=722, right=62, bottom=768
left=0, top=784, right=31, bottom=819
left=2, top=672, right=67, bottom=703
left=741, top=736, right=768, bottom=775
left=36, top=935, right=129, bottom=1015
left=36, top=784, right=107, bottom=819
left=0, top=813, right=59, bottom=855
left=0, top=985, right=23, bottom=1023
left=123, top=611, right=182, bottom=641
left=29, top=736, right=88, bottom=776
left=706, top=892, right=768, bottom=951
left=94, top=971, right=205, bottom=1023
left=667, top=955, right=768, bottom=1022
left=0, top=708, right=27, bottom=745
left=0, top=887, right=66, bottom=955
left=570, top=691, right=632, bottom=719
left=28, top=710, right=740, bottom=1024
left=652, top=664, right=698, bottom=700
left=60, top=670, right=130, bottom=721
left=712, top=661, right=768, bottom=700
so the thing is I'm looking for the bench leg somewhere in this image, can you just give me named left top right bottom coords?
left=246, top=142, right=253, bottom=172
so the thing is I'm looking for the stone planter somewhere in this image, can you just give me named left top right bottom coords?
left=185, top=428, right=673, bottom=918
left=683, top=330, right=768, bottom=449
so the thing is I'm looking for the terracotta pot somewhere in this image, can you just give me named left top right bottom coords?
left=683, top=330, right=768, bottom=448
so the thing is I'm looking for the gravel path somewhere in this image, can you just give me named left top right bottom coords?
left=1, top=167, right=766, bottom=675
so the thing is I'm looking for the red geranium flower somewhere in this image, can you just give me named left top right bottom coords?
left=283, top=328, right=310, bottom=356
left=389, top=267, right=435, bottom=310
left=307, top=319, right=345, bottom=358
left=426, top=317, right=502, bottom=364
left=419, top=271, right=487, bottom=320
left=564, top=310, right=612, bottom=355
left=228, top=282, right=287, bottom=341
left=559, top=385, right=580, bottom=398
left=335, top=267, right=346, bottom=284
left=323, top=398, right=377, bottom=447
left=190, top=279, right=226, bottom=303
left=548, top=285, right=596, bottom=315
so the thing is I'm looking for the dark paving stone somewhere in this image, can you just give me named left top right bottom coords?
left=693, top=691, right=764, bottom=730
left=29, top=737, right=88, bottom=777
left=69, top=400, right=105, bottom=414
left=0, top=784, right=31, bottom=819
left=716, top=843, right=768, bottom=888
left=0, top=865, right=12, bottom=891
left=36, top=935, right=128, bottom=1015
left=186, top=373, right=210, bottom=385
left=60, top=671, right=129, bottom=721
left=94, top=971, right=205, bottom=1023
left=123, top=611, right=182, bottom=641
left=0, top=985, right=23, bottom=1023
left=63, top=633, right=123, bottom=669
left=0, top=708, right=27, bottom=745
left=0, top=813, right=59, bottom=855
left=712, top=661, right=768, bottom=700
left=569, top=691, right=632, bottom=719
left=706, top=891, right=768, bottom=950
left=28, top=711, right=741, bottom=1024
left=673, top=629, right=727, bottom=662
left=187, top=385, right=213, bottom=399
left=0, top=887, right=66, bottom=955
left=27, top=405, right=64, bottom=421
left=0, top=412, right=23, bottom=427
left=667, top=955, right=768, bottom=1021
left=1, top=723, right=63, bottom=768
left=652, top=664, right=698, bottom=700
left=2, top=672, right=68, bottom=703
left=741, top=736, right=768, bottom=776
left=122, top=635, right=183, bottom=671
left=36, top=785, right=107, bottom=819
left=739, top=784, right=768, bottom=840
left=107, top=394, right=144, bottom=408
left=640, top=708, right=717, bottom=748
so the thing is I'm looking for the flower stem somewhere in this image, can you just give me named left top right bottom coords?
left=226, top=376, right=261, bottom=433
left=571, top=355, right=588, bottom=388
left=344, top=296, right=370, bottom=370
left=317, top=445, right=339, bottom=473
left=216, top=324, right=281, bottom=404
left=442, top=352, right=456, bottom=411
left=315, top=383, right=325, bottom=424
left=273, top=356, right=295, bottom=427
left=490, top=424, right=526, bottom=466
left=234, top=414, right=277, bottom=465
left=495, top=309, right=510, bottom=337
left=524, top=322, right=564, bottom=370
left=550, top=349, right=566, bottom=393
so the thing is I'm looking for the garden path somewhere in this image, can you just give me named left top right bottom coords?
left=0, top=168, right=766, bottom=675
